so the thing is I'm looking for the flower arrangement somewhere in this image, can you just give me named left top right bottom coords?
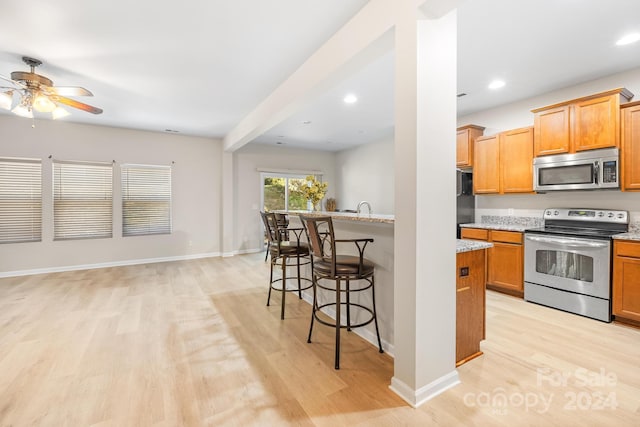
left=301, top=175, right=328, bottom=210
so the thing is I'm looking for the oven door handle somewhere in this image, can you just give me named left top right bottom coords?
left=525, top=235, right=609, bottom=249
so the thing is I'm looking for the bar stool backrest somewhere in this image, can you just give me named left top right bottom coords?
left=261, top=211, right=281, bottom=246
left=302, top=216, right=336, bottom=276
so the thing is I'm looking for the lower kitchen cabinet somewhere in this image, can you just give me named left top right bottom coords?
left=456, top=248, right=486, bottom=366
left=460, top=228, right=524, bottom=297
left=613, top=240, right=640, bottom=324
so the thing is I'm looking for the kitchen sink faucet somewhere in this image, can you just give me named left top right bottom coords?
left=357, top=201, right=372, bottom=215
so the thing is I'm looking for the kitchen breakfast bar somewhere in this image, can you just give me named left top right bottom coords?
left=284, top=211, right=492, bottom=365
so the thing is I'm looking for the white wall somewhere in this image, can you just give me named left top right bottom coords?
left=457, top=66, right=640, bottom=221
left=0, top=116, right=222, bottom=275
left=232, top=143, right=336, bottom=252
left=335, top=137, right=394, bottom=214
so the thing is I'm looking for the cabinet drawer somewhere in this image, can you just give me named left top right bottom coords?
left=461, top=228, right=489, bottom=241
left=490, top=230, right=523, bottom=244
left=615, top=240, right=640, bottom=258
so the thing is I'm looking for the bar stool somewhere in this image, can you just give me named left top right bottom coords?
left=264, top=213, right=289, bottom=261
left=260, top=211, right=312, bottom=319
left=301, top=215, right=383, bottom=369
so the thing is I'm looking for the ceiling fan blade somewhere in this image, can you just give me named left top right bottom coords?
left=46, top=86, right=94, bottom=97
left=0, top=74, right=24, bottom=89
left=52, top=96, right=103, bottom=114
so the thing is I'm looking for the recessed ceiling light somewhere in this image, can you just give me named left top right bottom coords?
left=164, top=129, right=180, bottom=133
left=616, top=33, right=640, bottom=46
left=488, top=80, right=506, bottom=90
left=302, top=120, right=312, bottom=125
left=343, top=93, right=358, bottom=104
left=276, top=141, right=284, bottom=145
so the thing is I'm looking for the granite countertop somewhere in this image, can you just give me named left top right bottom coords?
left=279, top=210, right=394, bottom=224
left=613, top=224, right=640, bottom=241
left=456, top=239, right=493, bottom=253
left=460, top=215, right=543, bottom=232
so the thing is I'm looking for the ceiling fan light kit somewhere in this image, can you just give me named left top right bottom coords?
left=0, top=56, right=102, bottom=121
left=0, top=90, right=12, bottom=110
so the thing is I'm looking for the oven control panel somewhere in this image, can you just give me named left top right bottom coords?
left=543, top=208, right=629, bottom=224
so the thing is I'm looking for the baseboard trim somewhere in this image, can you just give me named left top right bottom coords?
left=0, top=252, right=222, bottom=278
left=390, top=370, right=460, bottom=408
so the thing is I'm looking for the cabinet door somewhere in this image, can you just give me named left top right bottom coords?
left=613, top=241, right=640, bottom=322
left=613, top=255, right=640, bottom=323
left=622, top=103, right=640, bottom=191
left=473, top=135, right=500, bottom=194
left=573, top=94, right=619, bottom=151
left=500, top=127, right=534, bottom=193
left=487, top=242, right=523, bottom=294
left=456, top=249, right=486, bottom=364
left=534, top=105, right=571, bottom=156
left=457, top=129, right=472, bottom=167
left=456, top=126, right=484, bottom=168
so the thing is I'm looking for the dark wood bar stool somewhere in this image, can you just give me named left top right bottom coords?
left=260, top=211, right=312, bottom=319
left=301, top=215, right=383, bottom=369
left=264, top=213, right=289, bottom=261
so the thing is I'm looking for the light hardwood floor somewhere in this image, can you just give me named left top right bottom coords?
left=0, top=253, right=639, bottom=426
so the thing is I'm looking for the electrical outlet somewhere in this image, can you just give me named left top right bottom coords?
left=508, top=208, right=514, bottom=216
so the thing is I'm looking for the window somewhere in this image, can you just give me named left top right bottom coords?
left=262, top=173, right=317, bottom=212
left=0, top=158, right=42, bottom=243
left=53, top=160, right=113, bottom=240
left=121, top=164, right=171, bottom=236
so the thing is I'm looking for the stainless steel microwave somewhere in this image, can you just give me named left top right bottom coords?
left=533, top=148, right=619, bottom=191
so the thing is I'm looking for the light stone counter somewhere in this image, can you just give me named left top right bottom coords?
left=460, top=215, right=543, bottom=233
left=456, top=239, right=493, bottom=253
left=281, top=210, right=394, bottom=224
left=613, top=223, right=640, bottom=241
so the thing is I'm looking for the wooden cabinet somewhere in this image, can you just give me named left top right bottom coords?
left=456, top=248, right=486, bottom=366
left=473, top=127, right=534, bottom=195
left=533, top=105, right=571, bottom=156
left=456, top=125, right=485, bottom=168
left=613, top=240, right=640, bottom=324
left=500, top=127, right=534, bottom=193
left=532, top=88, right=633, bottom=156
left=473, top=135, right=500, bottom=193
left=460, top=228, right=524, bottom=297
left=487, top=231, right=524, bottom=296
left=621, top=101, right=640, bottom=191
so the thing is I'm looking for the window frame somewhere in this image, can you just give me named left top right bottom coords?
left=0, top=157, right=42, bottom=244
left=52, top=159, right=114, bottom=241
left=121, top=163, right=172, bottom=237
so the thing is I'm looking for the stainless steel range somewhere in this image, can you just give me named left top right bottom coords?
left=524, top=208, right=629, bottom=322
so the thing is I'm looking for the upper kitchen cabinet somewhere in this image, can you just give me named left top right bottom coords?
left=500, top=127, right=534, bottom=193
left=473, top=134, right=500, bottom=194
left=622, top=101, right=640, bottom=191
left=473, top=127, right=534, bottom=195
left=532, top=88, right=634, bottom=156
left=456, top=125, right=485, bottom=168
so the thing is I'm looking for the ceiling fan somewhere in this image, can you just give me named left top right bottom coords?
left=0, top=56, right=103, bottom=119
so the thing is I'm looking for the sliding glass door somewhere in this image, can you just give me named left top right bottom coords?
left=261, top=173, right=308, bottom=212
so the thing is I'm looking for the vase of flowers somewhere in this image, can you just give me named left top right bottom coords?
left=301, top=175, right=328, bottom=211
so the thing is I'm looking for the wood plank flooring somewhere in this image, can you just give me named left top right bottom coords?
left=0, top=252, right=639, bottom=426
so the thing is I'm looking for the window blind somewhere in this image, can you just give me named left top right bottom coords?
left=121, top=164, right=172, bottom=237
left=53, top=160, right=113, bottom=240
left=0, top=158, right=42, bottom=243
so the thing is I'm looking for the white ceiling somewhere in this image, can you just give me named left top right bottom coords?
left=2, top=0, right=640, bottom=151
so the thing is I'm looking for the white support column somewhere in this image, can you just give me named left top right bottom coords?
left=391, top=4, right=459, bottom=407
left=221, top=151, right=235, bottom=257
